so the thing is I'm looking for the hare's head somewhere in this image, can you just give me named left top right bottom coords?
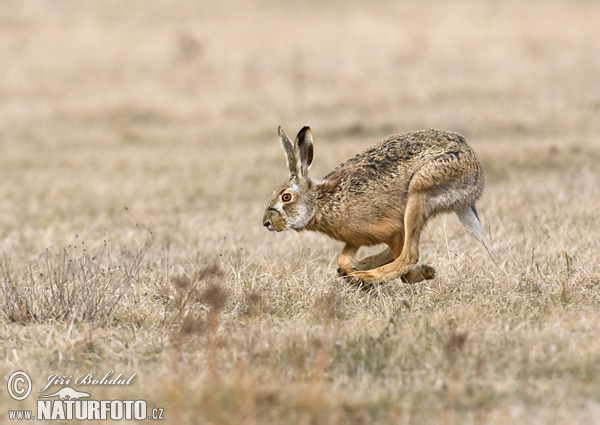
left=263, top=126, right=315, bottom=232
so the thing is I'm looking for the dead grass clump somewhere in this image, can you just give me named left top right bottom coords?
left=199, top=281, right=229, bottom=311
left=169, top=262, right=229, bottom=336
left=242, top=289, right=271, bottom=317
left=180, top=313, right=207, bottom=336
left=314, top=291, right=347, bottom=321
left=376, top=302, right=410, bottom=343
left=171, top=273, right=192, bottom=291
left=169, top=262, right=227, bottom=309
left=195, top=263, right=225, bottom=282
left=444, top=330, right=469, bottom=365
left=0, top=239, right=149, bottom=325
left=376, top=315, right=398, bottom=344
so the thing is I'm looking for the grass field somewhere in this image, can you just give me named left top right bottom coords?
left=1, top=1, right=600, bottom=423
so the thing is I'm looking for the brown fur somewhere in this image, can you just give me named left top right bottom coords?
left=263, top=127, right=485, bottom=284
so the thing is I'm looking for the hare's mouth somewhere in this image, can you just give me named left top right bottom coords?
left=263, top=220, right=288, bottom=232
left=263, top=208, right=288, bottom=231
left=264, top=222, right=285, bottom=232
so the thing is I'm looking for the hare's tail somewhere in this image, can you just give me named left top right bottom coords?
left=457, top=205, right=507, bottom=275
left=457, top=205, right=483, bottom=242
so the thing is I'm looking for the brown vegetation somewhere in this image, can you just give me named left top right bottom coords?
left=1, top=1, right=599, bottom=423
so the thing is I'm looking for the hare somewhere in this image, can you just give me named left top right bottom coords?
left=263, top=126, right=485, bottom=284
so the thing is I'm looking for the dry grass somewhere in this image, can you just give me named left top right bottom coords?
left=1, top=234, right=149, bottom=324
left=1, top=0, right=600, bottom=424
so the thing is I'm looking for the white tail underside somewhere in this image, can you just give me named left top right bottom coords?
left=456, top=206, right=483, bottom=242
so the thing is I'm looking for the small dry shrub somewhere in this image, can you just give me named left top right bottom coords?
left=199, top=281, right=229, bottom=311
left=0, top=238, right=150, bottom=325
left=242, top=289, right=270, bottom=317
left=195, top=263, right=225, bottom=282
left=170, top=262, right=229, bottom=336
left=444, top=330, right=468, bottom=365
left=314, top=291, right=347, bottom=321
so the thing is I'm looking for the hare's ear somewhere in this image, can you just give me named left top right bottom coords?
left=295, top=126, right=314, bottom=177
left=279, top=126, right=301, bottom=178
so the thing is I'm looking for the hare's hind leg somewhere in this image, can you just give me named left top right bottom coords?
left=348, top=153, right=481, bottom=283
left=352, top=242, right=435, bottom=282
left=348, top=194, right=426, bottom=283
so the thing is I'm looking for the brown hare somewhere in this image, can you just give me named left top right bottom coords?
left=263, top=126, right=485, bottom=284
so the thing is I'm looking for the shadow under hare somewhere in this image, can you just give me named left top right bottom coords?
left=263, top=126, right=484, bottom=284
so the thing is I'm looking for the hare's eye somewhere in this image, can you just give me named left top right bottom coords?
left=281, top=193, right=292, bottom=202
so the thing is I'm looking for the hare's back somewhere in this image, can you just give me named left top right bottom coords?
left=326, top=129, right=472, bottom=182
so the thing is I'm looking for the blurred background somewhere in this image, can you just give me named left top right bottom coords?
left=0, top=0, right=598, bottom=257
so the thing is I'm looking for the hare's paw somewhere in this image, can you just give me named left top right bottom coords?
left=337, top=266, right=356, bottom=277
left=345, top=270, right=382, bottom=284
left=346, top=262, right=426, bottom=284
left=401, top=264, right=436, bottom=283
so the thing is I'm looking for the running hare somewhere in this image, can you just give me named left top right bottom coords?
left=263, top=126, right=484, bottom=284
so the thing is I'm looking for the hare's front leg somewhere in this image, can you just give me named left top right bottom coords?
left=348, top=194, right=425, bottom=283
left=354, top=248, right=395, bottom=271
left=351, top=246, right=435, bottom=283
left=337, top=243, right=359, bottom=276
